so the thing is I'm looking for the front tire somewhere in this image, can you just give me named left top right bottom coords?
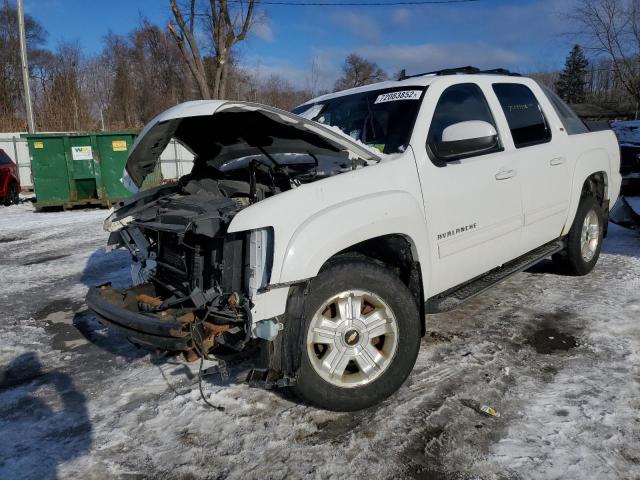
left=553, top=196, right=604, bottom=275
left=286, top=258, right=421, bottom=411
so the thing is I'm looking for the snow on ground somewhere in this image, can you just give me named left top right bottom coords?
left=0, top=200, right=639, bottom=480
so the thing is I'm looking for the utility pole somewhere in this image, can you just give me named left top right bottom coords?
left=17, top=0, right=35, bottom=133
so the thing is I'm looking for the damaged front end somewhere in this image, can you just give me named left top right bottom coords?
left=87, top=100, right=379, bottom=360
left=88, top=178, right=273, bottom=358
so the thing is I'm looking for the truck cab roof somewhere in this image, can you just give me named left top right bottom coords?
left=298, top=66, right=530, bottom=107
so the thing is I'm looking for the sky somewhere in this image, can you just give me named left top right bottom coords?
left=24, top=0, right=576, bottom=90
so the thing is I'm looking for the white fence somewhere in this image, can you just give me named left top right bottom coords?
left=0, top=133, right=195, bottom=190
left=0, top=134, right=32, bottom=188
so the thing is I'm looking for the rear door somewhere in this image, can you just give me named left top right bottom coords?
left=490, top=82, right=571, bottom=252
left=415, top=81, right=524, bottom=294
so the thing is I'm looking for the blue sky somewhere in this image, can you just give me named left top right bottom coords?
left=25, top=0, right=575, bottom=89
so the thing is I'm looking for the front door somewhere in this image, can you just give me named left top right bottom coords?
left=415, top=82, right=523, bottom=295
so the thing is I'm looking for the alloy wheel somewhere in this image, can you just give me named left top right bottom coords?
left=306, top=290, right=399, bottom=388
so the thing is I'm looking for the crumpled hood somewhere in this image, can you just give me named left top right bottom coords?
left=126, top=100, right=381, bottom=188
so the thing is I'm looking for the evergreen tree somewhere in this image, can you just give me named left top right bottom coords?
left=556, top=45, right=589, bottom=104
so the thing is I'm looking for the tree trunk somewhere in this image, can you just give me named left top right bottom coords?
left=213, top=58, right=223, bottom=98
left=219, top=62, right=229, bottom=99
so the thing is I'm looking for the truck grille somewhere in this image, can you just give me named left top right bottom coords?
left=156, top=232, right=190, bottom=290
left=159, top=235, right=185, bottom=270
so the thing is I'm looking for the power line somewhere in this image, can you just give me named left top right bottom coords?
left=227, top=0, right=479, bottom=5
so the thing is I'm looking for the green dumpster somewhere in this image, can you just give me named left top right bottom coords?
left=23, top=131, right=162, bottom=209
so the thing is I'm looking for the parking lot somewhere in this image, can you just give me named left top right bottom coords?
left=0, top=199, right=639, bottom=480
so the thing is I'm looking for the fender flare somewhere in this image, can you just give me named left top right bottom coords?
left=277, top=190, right=431, bottom=285
left=562, top=149, right=609, bottom=236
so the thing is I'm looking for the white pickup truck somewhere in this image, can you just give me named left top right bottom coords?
left=88, top=67, right=621, bottom=411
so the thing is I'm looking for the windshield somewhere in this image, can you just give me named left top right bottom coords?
left=292, top=87, right=425, bottom=154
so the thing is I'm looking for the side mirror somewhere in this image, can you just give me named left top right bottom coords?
left=430, top=120, right=499, bottom=161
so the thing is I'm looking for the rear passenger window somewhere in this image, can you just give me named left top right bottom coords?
left=539, top=84, right=589, bottom=135
left=493, top=83, right=551, bottom=148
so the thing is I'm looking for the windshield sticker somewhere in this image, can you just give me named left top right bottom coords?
left=374, top=90, right=422, bottom=104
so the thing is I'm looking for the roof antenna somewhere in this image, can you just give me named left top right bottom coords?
left=397, top=69, right=407, bottom=81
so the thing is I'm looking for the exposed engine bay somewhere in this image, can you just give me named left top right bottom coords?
left=88, top=104, right=379, bottom=362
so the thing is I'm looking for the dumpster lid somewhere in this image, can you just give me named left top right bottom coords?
left=125, top=100, right=380, bottom=187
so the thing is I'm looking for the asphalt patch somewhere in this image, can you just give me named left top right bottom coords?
left=22, top=253, right=70, bottom=266
left=314, top=413, right=363, bottom=442
left=403, top=425, right=449, bottom=480
left=0, top=236, right=21, bottom=243
left=528, top=327, right=578, bottom=354
left=34, top=298, right=82, bottom=320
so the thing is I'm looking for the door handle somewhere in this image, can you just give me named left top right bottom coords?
left=550, top=157, right=566, bottom=166
left=495, top=169, right=517, bottom=180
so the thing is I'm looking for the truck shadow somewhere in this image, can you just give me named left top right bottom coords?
left=525, top=258, right=571, bottom=276
left=527, top=222, right=640, bottom=276
left=0, top=352, right=92, bottom=480
left=600, top=223, right=640, bottom=258
left=74, top=246, right=148, bottom=361
left=80, top=247, right=131, bottom=289
left=72, top=309, right=148, bottom=361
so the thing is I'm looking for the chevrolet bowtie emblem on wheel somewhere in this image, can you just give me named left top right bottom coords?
left=345, top=329, right=360, bottom=346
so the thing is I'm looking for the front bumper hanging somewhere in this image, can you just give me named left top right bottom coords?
left=86, top=284, right=194, bottom=351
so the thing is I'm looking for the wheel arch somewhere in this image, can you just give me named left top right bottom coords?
left=320, top=234, right=426, bottom=336
left=562, top=149, right=610, bottom=236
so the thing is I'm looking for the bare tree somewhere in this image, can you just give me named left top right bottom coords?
left=334, top=53, right=387, bottom=91
left=168, top=0, right=256, bottom=100
left=209, top=0, right=256, bottom=99
left=38, top=43, right=92, bottom=131
left=168, top=0, right=210, bottom=98
left=306, top=56, right=320, bottom=98
left=0, top=0, right=47, bottom=131
left=528, top=71, right=560, bottom=90
left=571, top=0, right=640, bottom=116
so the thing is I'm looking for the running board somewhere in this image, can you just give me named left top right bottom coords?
left=425, top=240, right=564, bottom=313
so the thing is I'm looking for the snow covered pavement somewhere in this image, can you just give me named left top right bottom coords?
left=0, top=201, right=639, bottom=480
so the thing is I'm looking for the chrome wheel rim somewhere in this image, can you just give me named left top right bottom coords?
left=580, top=209, right=600, bottom=262
left=306, top=290, right=399, bottom=388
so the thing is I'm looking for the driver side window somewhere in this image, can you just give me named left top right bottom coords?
left=427, top=83, right=500, bottom=162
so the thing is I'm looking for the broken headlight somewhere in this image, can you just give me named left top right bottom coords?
left=246, top=227, right=274, bottom=298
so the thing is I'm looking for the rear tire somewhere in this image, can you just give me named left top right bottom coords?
left=285, top=258, right=421, bottom=411
left=3, top=182, right=17, bottom=206
left=553, top=196, right=604, bottom=276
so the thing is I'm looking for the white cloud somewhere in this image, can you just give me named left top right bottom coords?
left=245, top=41, right=527, bottom=94
left=356, top=43, right=526, bottom=75
left=332, top=11, right=381, bottom=43
left=241, top=51, right=341, bottom=93
left=252, top=21, right=274, bottom=43
left=307, top=42, right=526, bottom=82
left=391, top=8, right=412, bottom=27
